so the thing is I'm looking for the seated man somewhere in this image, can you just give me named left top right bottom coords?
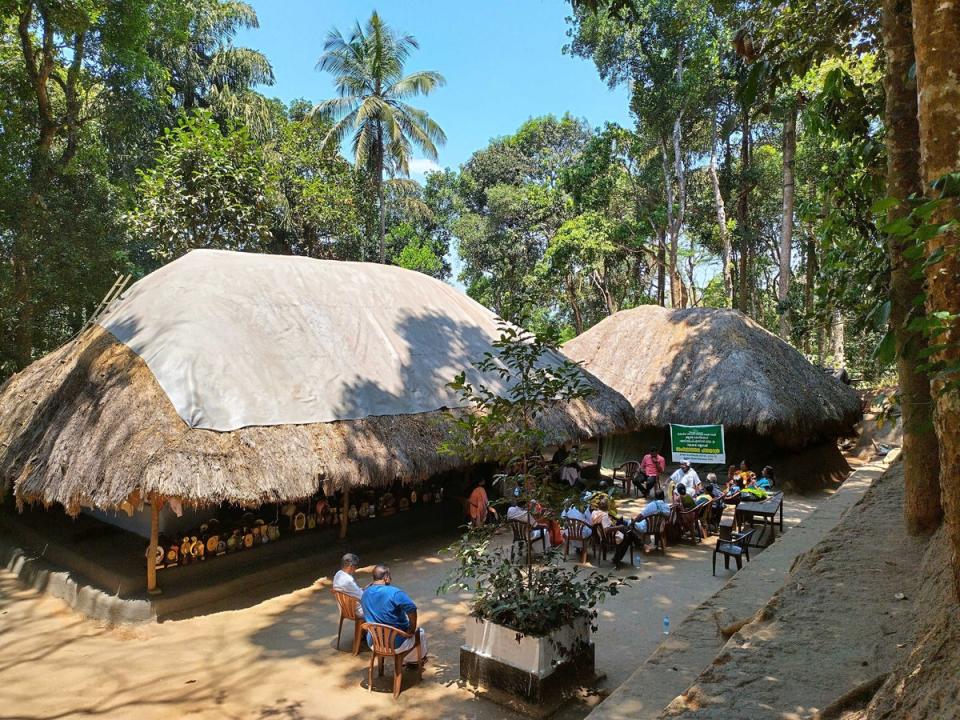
left=670, top=460, right=702, bottom=498
left=507, top=499, right=547, bottom=541
left=360, top=565, right=427, bottom=666
left=611, top=498, right=672, bottom=568
left=640, top=447, right=666, bottom=497
left=332, top=552, right=364, bottom=617
left=561, top=498, right=594, bottom=539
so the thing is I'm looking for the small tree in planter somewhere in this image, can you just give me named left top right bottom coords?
left=438, top=324, right=631, bottom=709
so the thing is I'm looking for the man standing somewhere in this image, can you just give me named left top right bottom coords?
left=333, top=553, right=364, bottom=617
left=361, top=565, right=428, bottom=666
left=640, top=447, right=667, bottom=497
left=670, top=460, right=701, bottom=497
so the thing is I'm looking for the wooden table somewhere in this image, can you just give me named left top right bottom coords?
left=735, top=492, right=784, bottom=548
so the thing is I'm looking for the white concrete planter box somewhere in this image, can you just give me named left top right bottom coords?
left=463, top=616, right=592, bottom=678
left=460, top=615, right=595, bottom=709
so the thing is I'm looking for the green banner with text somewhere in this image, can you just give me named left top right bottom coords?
left=669, top=424, right=726, bottom=464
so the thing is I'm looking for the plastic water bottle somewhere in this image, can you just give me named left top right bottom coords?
left=663, top=616, right=670, bottom=635
left=633, top=554, right=642, bottom=569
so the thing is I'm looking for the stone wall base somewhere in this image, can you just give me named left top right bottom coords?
left=460, top=642, right=596, bottom=717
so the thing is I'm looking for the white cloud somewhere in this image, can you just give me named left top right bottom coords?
left=408, top=158, right=442, bottom=176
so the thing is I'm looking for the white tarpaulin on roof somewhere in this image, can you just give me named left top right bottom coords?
left=99, top=249, right=549, bottom=432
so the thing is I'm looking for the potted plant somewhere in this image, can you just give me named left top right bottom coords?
left=438, top=325, right=631, bottom=710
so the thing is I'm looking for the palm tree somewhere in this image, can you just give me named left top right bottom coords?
left=154, top=0, right=276, bottom=138
left=312, top=12, right=446, bottom=263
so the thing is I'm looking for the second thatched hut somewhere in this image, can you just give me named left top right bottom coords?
left=563, top=305, right=863, bottom=487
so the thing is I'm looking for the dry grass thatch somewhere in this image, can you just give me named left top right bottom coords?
left=0, top=326, right=634, bottom=514
left=563, top=305, right=862, bottom=448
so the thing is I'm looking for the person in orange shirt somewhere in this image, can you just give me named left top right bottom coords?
left=467, top=478, right=496, bottom=527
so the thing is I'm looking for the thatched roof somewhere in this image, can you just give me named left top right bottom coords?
left=563, top=306, right=862, bottom=448
left=0, top=252, right=635, bottom=514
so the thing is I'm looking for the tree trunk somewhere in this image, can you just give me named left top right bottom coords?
left=11, top=7, right=86, bottom=368
left=377, top=171, right=386, bottom=264
left=804, top=232, right=817, bottom=354
left=737, top=107, right=752, bottom=315
left=883, top=0, right=942, bottom=535
left=778, top=103, right=797, bottom=338
left=672, top=115, right=687, bottom=309
left=566, top=276, right=584, bottom=335
left=709, top=110, right=732, bottom=305
left=12, top=232, right=34, bottom=368
left=660, top=138, right=681, bottom=308
left=656, top=228, right=667, bottom=306
left=912, top=0, right=960, bottom=599
left=831, top=307, right=845, bottom=367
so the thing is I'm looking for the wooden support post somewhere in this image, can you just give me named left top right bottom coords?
left=147, top=495, right=161, bottom=595
left=339, top=485, right=350, bottom=540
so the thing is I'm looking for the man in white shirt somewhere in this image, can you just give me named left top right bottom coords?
left=332, top=552, right=364, bottom=617
left=670, top=460, right=701, bottom=497
left=561, top=500, right=593, bottom=539
left=507, top=500, right=547, bottom=541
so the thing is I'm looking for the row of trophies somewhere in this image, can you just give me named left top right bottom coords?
left=150, top=483, right=447, bottom=570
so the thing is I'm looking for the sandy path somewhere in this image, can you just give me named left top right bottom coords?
left=0, top=492, right=829, bottom=720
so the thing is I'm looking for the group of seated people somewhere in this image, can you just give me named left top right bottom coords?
left=332, top=553, right=428, bottom=666
left=468, top=451, right=777, bottom=571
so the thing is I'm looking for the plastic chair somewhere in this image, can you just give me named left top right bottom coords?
left=563, top=518, right=593, bottom=563
left=509, top=519, right=547, bottom=564
left=362, top=622, right=424, bottom=698
left=594, top=524, right=624, bottom=563
left=612, top=461, right=641, bottom=496
left=674, top=503, right=706, bottom=544
left=638, top=513, right=667, bottom=553
left=333, top=590, right=363, bottom=655
left=713, top=529, right=755, bottom=575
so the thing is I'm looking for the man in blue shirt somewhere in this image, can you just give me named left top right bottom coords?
left=360, top=565, right=428, bottom=666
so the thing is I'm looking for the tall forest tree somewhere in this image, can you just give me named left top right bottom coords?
left=881, top=0, right=941, bottom=535
left=2, top=0, right=182, bottom=371
left=312, top=11, right=446, bottom=264
left=912, top=0, right=960, bottom=598
left=568, top=0, right=720, bottom=309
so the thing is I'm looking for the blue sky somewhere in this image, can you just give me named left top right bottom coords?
left=236, top=0, right=632, bottom=179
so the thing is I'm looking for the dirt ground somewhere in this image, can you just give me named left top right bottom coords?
left=0, top=491, right=831, bottom=720
left=659, top=462, right=929, bottom=719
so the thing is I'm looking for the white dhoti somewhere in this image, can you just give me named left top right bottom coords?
left=398, top=627, right=428, bottom=665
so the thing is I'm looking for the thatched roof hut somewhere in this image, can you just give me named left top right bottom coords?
left=0, top=250, right=635, bottom=516
left=563, top=305, right=861, bottom=450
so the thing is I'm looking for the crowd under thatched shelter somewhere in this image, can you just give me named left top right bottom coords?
left=0, top=250, right=634, bottom=590
left=563, top=306, right=862, bottom=483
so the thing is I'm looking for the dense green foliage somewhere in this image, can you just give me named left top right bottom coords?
left=0, top=0, right=911, bottom=389
left=0, top=3, right=448, bottom=377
